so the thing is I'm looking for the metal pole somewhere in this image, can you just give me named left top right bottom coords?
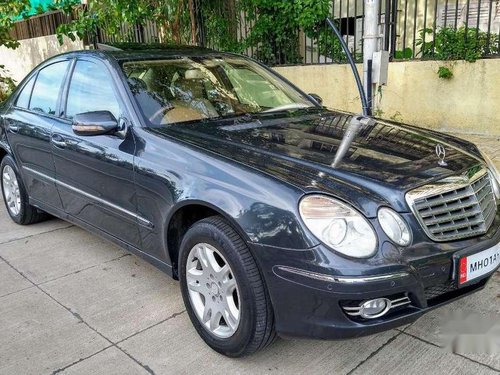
left=363, top=0, right=380, bottom=114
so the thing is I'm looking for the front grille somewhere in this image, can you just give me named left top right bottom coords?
left=406, top=166, right=497, bottom=241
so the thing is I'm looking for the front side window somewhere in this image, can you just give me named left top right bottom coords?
left=122, top=56, right=314, bottom=126
left=29, top=61, right=70, bottom=115
left=15, top=75, right=36, bottom=109
left=65, top=60, right=121, bottom=120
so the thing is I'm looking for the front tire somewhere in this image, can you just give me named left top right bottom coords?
left=1, top=155, right=48, bottom=225
left=179, top=216, right=276, bottom=357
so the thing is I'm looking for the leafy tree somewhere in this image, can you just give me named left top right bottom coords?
left=53, top=0, right=331, bottom=65
left=51, top=0, right=337, bottom=68
left=54, top=0, right=196, bottom=45
left=199, top=0, right=242, bottom=53
left=240, top=0, right=330, bottom=65
left=0, top=0, right=31, bottom=49
left=0, top=0, right=31, bottom=103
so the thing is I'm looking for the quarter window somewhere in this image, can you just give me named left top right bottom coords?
left=66, top=60, right=121, bottom=120
left=15, top=75, right=35, bottom=109
left=29, top=61, right=70, bottom=115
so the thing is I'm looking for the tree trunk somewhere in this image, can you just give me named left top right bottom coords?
left=172, top=0, right=185, bottom=44
left=188, top=0, right=197, bottom=45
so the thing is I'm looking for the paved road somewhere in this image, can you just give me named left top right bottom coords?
left=1, top=133, right=499, bottom=375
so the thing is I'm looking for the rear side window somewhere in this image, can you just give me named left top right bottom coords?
left=65, top=60, right=121, bottom=120
left=29, top=61, right=70, bottom=115
left=15, top=75, right=35, bottom=109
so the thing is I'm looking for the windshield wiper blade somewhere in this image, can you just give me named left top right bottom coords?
left=261, top=103, right=312, bottom=113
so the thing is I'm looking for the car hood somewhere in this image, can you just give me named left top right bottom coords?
left=148, top=110, right=483, bottom=214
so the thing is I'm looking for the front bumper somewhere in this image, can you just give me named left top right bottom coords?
left=249, top=226, right=500, bottom=340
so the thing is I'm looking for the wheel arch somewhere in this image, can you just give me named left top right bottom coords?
left=0, top=135, right=13, bottom=162
left=165, top=200, right=251, bottom=279
left=0, top=146, right=7, bottom=162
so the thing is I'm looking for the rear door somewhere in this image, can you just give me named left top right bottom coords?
left=51, top=58, right=141, bottom=247
left=2, top=60, right=71, bottom=210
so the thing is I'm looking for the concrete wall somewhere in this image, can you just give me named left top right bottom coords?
left=274, top=58, right=500, bottom=135
left=0, top=34, right=83, bottom=83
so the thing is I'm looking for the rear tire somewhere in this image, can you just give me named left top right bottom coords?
left=1, top=155, right=48, bottom=225
left=179, top=216, right=276, bottom=357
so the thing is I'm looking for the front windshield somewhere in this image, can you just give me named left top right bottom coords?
left=121, top=55, right=315, bottom=126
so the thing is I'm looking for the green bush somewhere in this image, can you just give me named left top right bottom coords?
left=417, top=27, right=499, bottom=62
left=437, top=66, right=453, bottom=79
left=394, top=47, right=413, bottom=60
left=0, top=65, right=16, bottom=104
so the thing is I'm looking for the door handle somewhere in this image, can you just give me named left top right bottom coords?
left=8, top=124, right=19, bottom=133
left=51, top=134, right=67, bottom=149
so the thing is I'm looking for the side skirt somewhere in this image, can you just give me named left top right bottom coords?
left=29, top=197, right=174, bottom=278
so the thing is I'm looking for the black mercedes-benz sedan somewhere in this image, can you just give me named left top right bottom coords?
left=1, top=47, right=499, bottom=357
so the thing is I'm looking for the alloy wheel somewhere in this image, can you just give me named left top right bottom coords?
left=185, top=243, right=240, bottom=338
left=2, top=165, right=21, bottom=216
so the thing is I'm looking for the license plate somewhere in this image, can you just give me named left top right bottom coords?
left=459, top=243, right=500, bottom=285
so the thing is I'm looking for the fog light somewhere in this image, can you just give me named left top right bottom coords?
left=359, top=298, right=391, bottom=319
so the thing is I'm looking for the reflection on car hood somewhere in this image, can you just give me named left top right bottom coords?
left=149, top=111, right=483, bottom=212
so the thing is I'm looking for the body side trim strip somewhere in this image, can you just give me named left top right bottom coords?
left=23, top=166, right=153, bottom=228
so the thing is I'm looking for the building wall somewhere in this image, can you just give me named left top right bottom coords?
left=274, top=58, right=500, bottom=135
left=0, top=34, right=83, bottom=83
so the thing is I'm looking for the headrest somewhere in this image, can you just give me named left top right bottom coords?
left=185, top=69, right=205, bottom=80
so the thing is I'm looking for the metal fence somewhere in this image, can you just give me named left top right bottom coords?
left=9, top=0, right=500, bottom=65
left=393, top=0, right=500, bottom=60
left=239, top=0, right=500, bottom=64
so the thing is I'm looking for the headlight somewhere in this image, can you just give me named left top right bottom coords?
left=479, top=150, right=500, bottom=200
left=377, top=207, right=411, bottom=246
left=299, top=195, right=377, bottom=258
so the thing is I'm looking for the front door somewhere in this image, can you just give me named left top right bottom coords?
left=51, top=59, right=141, bottom=248
left=3, top=60, right=71, bottom=210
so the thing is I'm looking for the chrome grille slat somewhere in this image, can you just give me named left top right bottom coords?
left=480, top=197, right=495, bottom=216
left=423, top=207, right=483, bottom=225
left=428, top=217, right=485, bottom=234
left=406, top=167, right=498, bottom=242
left=415, top=189, right=475, bottom=210
left=419, top=199, right=477, bottom=218
left=472, top=176, right=489, bottom=193
left=478, top=190, right=493, bottom=207
left=483, top=200, right=496, bottom=227
left=475, top=183, right=492, bottom=203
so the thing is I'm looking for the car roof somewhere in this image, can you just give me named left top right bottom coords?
left=54, top=46, right=231, bottom=64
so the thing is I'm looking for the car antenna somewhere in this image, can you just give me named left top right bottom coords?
left=325, top=18, right=369, bottom=117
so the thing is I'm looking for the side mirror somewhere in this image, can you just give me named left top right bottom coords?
left=309, top=93, right=323, bottom=106
left=72, top=111, right=119, bottom=136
